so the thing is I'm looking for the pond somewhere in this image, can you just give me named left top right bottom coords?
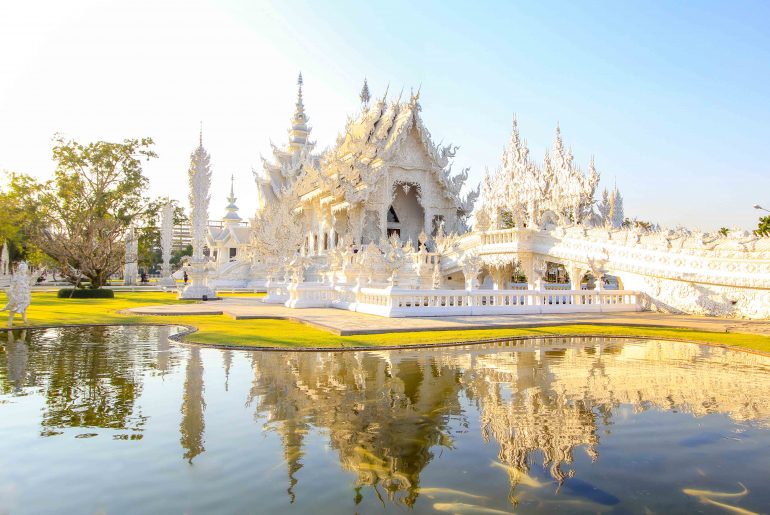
left=1, top=326, right=770, bottom=514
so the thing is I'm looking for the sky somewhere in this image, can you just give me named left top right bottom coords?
left=1, top=0, right=769, bottom=231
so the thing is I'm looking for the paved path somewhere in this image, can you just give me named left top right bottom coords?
left=126, top=297, right=770, bottom=336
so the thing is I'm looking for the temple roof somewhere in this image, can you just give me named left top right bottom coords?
left=208, top=224, right=250, bottom=246
left=294, top=90, right=464, bottom=205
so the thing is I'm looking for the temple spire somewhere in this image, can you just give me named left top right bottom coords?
left=295, top=73, right=305, bottom=120
left=288, top=72, right=310, bottom=152
left=359, top=78, right=371, bottom=108
left=223, top=173, right=241, bottom=225
left=199, top=121, right=203, bottom=147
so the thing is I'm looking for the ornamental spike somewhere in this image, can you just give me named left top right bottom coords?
left=359, top=77, right=371, bottom=107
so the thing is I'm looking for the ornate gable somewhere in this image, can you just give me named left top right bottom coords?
left=391, top=125, right=434, bottom=170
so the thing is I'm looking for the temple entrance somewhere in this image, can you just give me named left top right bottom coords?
left=386, top=207, right=401, bottom=239
left=388, top=184, right=424, bottom=244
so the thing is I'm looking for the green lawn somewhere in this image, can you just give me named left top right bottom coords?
left=2, top=291, right=769, bottom=353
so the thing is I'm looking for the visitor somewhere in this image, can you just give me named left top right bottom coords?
left=140, top=271, right=148, bottom=283
left=183, top=270, right=188, bottom=284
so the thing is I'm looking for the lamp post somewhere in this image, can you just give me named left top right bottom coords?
left=753, top=204, right=770, bottom=213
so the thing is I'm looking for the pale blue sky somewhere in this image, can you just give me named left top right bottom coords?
left=1, top=0, right=768, bottom=230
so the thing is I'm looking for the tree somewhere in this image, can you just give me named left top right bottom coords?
left=756, top=216, right=770, bottom=237
left=0, top=172, right=48, bottom=265
left=171, top=244, right=193, bottom=267
left=31, top=135, right=157, bottom=288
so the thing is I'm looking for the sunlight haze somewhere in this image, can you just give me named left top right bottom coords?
left=1, top=0, right=768, bottom=230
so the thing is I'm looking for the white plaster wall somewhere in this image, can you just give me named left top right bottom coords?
left=620, top=272, right=770, bottom=319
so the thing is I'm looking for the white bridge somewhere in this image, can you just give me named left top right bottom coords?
left=248, top=224, right=770, bottom=319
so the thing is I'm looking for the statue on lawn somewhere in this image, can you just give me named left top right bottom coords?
left=2, top=262, right=32, bottom=327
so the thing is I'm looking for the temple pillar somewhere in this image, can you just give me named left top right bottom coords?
left=519, top=253, right=537, bottom=290
left=489, top=263, right=512, bottom=290
left=381, top=206, right=389, bottom=241
left=567, top=263, right=587, bottom=291
left=329, top=211, right=337, bottom=250
left=424, top=209, right=432, bottom=238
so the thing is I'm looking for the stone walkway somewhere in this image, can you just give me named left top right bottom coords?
left=126, top=297, right=770, bottom=336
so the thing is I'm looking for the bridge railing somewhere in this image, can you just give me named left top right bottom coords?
left=480, top=229, right=521, bottom=245
left=353, top=288, right=641, bottom=317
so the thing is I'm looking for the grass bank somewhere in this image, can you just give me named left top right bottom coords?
left=2, top=291, right=769, bottom=353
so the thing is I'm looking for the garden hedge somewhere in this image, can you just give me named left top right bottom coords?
left=57, top=288, right=115, bottom=299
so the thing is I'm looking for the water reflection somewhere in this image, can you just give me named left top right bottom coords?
left=249, top=352, right=465, bottom=506
left=2, top=328, right=770, bottom=513
left=181, top=346, right=205, bottom=463
left=1, top=326, right=177, bottom=435
left=245, top=339, right=770, bottom=506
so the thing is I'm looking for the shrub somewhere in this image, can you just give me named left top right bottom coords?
left=57, top=288, right=115, bottom=299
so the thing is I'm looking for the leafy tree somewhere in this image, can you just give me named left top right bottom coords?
left=718, top=227, right=730, bottom=236
left=0, top=172, right=48, bottom=265
left=756, top=216, right=770, bottom=237
left=30, top=135, right=157, bottom=288
left=171, top=244, right=193, bottom=267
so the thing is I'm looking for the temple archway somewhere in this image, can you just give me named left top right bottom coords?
left=389, top=183, right=424, bottom=244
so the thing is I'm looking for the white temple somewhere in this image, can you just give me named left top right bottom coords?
left=193, top=75, right=769, bottom=319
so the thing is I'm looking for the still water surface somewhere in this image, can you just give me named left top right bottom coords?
left=1, top=326, right=770, bottom=514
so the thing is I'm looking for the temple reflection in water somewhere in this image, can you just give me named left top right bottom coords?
left=243, top=337, right=770, bottom=504
left=2, top=328, right=770, bottom=508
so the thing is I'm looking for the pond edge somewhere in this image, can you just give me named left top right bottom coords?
left=2, top=322, right=770, bottom=357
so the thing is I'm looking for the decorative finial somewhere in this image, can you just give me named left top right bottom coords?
left=199, top=121, right=203, bottom=147
left=294, top=72, right=306, bottom=119
left=224, top=172, right=240, bottom=224
left=288, top=73, right=310, bottom=151
left=359, top=78, right=371, bottom=108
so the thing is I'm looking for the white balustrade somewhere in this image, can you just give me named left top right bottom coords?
left=349, top=287, right=640, bottom=317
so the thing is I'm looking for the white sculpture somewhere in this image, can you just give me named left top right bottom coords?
left=123, top=226, right=138, bottom=286
left=2, top=262, right=32, bottom=327
left=179, top=130, right=218, bottom=300
left=476, top=117, right=599, bottom=229
left=159, top=202, right=176, bottom=287
left=461, top=252, right=483, bottom=290
left=609, top=185, right=624, bottom=229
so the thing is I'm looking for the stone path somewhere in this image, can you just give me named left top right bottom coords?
left=126, top=297, right=770, bottom=337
